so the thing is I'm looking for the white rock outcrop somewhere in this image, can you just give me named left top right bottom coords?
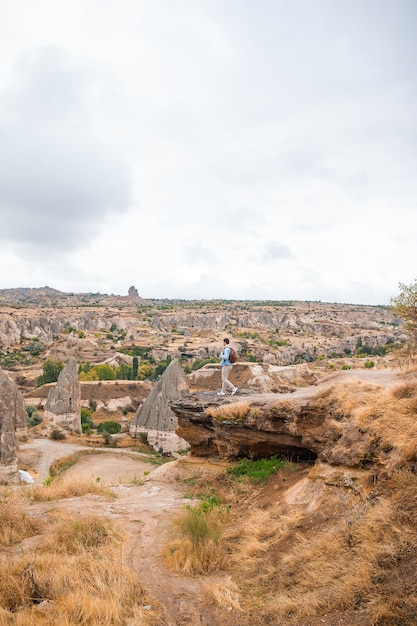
left=130, top=358, right=189, bottom=453
left=44, top=357, right=81, bottom=433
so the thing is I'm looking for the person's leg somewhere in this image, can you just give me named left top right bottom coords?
left=222, top=365, right=234, bottom=392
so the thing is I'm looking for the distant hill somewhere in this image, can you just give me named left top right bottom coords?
left=0, top=286, right=145, bottom=307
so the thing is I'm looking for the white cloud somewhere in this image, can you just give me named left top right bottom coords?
left=0, top=47, right=132, bottom=258
left=0, top=0, right=416, bottom=304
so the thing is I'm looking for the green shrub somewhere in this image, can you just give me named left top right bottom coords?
left=364, top=360, right=375, bottom=368
left=80, top=408, right=95, bottom=432
left=177, top=506, right=222, bottom=549
left=50, top=429, right=66, bottom=440
left=191, top=357, right=218, bottom=371
left=139, top=432, right=149, bottom=445
left=102, top=432, right=113, bottom=445
left=26, top=405, right=42, bottom=427
left=97, top=421, right=121, bottom=434
left=227, top=456, right=287, bottom=483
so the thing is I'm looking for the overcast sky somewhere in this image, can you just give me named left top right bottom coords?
left=0, top=1, right=416, bottom=304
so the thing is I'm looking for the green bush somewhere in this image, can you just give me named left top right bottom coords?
left=26, top=405, right=42, bottom=427
left=80, top=407, right=95, bottom=432
left=50, top=429, right=66, bottom=440
left=97, top=421, right=121, bottom=434
left=23, top=341, right=46, bottom=356
left=38, top=359, right=64, bottom=386
left=364, top=360, right=375, bottom=368
left=191, top=357, right=218, bottom=371
left=177, top=506, right=222, bottom=549
left=227, top=456, right=287, bottom=483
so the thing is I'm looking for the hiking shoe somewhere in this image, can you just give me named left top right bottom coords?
left=217, top=391, right=226, bottom=396
left=231, top=387, right=238, bottom=396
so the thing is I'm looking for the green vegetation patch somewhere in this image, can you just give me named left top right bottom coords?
left=227, top=456, right=287, bottom=483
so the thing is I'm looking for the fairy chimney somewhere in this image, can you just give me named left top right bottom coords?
left=0, top=367, right=27, bottom=484
left=44, top=357, right=81, bottom=433
left=130, top=358, right=189, bottom=453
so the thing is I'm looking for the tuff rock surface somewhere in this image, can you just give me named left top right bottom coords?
left=0, top=367, right=27, bottom=484
left=171, top=383, right=384, bottom=467
left=130, top=358, right=189, bottom=453
left=44, top=357, right=81, bottom=432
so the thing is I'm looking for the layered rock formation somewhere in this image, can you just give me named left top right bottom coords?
left=172, top=393, right=321, bottom=461
left=171, top=375, right=400, bottom=467
left=0, top=367, right=27, bottom=484
left=130, top=358, right=189, bottom=453
left=44, top=357, right=81, bottom=432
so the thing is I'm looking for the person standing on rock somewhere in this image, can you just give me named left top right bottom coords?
left=218, top=338, right=238, bottom=396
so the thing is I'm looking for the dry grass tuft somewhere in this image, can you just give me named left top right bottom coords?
left=28, top=475, right=114, bottom=502
left=205, top=577, right=243, bottom=611
left=0, top=491, right=44, bottom=546
left=208, top=402, right=253, bottom=422
left=163, top=506, right=228, bottom=575
left=390, top=381, right=417, bottom=399
left=47, top=512, right=118, bottom=553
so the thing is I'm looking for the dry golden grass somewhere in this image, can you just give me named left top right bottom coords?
left=163, top=506, right=229, bottom=575
left=0, top=511, right=159, bottom=626
left=207, top=401, right=256, bottom=422
left=314, top=380, right=417, bottom=465
left=205, top=577, right=243, bottom=612
left=0, top=490, right=44, bottom=546
left=28, top=475, right=114, bottom=502
left=200, top=466, right=417, bottom=625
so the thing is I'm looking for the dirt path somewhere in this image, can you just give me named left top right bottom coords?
left=228, top=366, right=403, bottom=406
left=18, top=440, right=220, bottom=625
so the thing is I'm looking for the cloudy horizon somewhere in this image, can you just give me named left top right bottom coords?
left=0, top=1, right=416, bottom=305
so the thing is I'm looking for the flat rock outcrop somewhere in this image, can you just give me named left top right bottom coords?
left=172, top=392, right=322, bottom=461
left=187, top=362, right=319, bottom=393
left=171, top=371, right=403, bottom=466
left=0, top=367, right=27, bottom=483
left=130, top=358, right=189, bottom=453
left=44, top=357, right=81, bottom=432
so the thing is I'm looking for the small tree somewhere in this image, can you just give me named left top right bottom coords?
left=391, top=279, right=417, bottom=361
left=132, top=356, right=138, bottom=380
left=116, top=363, right=132, bottom=380
left=97, top=421, right=121, bottom=434
left=38, top=359, right=64, bottom=386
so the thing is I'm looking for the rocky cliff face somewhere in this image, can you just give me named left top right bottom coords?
left=44, top=357, right=81, bottom=432
left=0, top=367, right=27, bottom=484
